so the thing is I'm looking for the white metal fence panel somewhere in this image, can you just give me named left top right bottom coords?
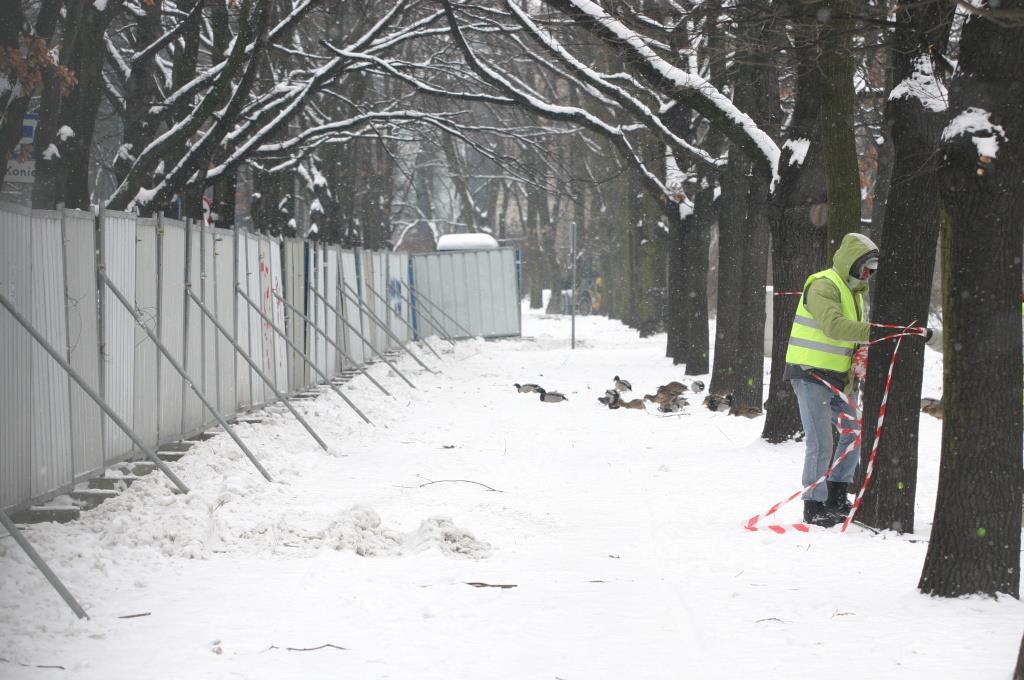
left=411, top=248, right=520, bottom=339
left=28, top=210, right=72, bottom=498
left=339, top=250, right=364, bottom=366
left=386, top=253, right=409, bottom=345
left=284, top=239, right=306, bottom=392
left=101, top=210, right=137, bottom=460
left=1, top=202, right=521, bottom=511
left=0, top=204, right=33, bottom=509
left=362, top=252, right=385, bottom=355
left=159, top=218, right=186, bottom=441
left=234, top=231, right=252, bottom=409
left=244, top=233, right=266, bottom=406
left=213, top=228, right=236, bottom=414
left=200, top=227, right=217, bottom=425
left=64, top=209, right=104, bottom=480
left=324, top=247, right=338, bottom=377
left=266, top=239, right=288, bottom=392
left=493, top=249, right=521, bottom=335
left=369, top=252, right=389, bottom=351
left=132, top=218, right=160, bottom=451
left=181, top=223, right=204, bottom=434
left=257, top=237, right=277, bottom=393
left=315, top=245, right=328, bottom=378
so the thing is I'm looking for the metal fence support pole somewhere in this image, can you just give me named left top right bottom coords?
left=274, top=291, right=392, bottom=398
left=0, top=293, right=190, bottom=494
left=236, top=287, right=374, bottom=425
left=360, top=279, right=443, bottom=361
left=340, top=281, right=436, bottom=374
left=293, top=288, right=417, bottom=390
left=100, top=273, right=273, bottom=482
left=401, top=279, right=474, bottom=339
left=185, top=288, right=330, bottom=451
left=0, top=509, right=88, bottom=620
left=395, top=282, right=455, bottom=346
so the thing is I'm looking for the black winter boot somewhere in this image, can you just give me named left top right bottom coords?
left=803, top=501, right=840, bottom=528
left=826, top=481, right=852, bottom=515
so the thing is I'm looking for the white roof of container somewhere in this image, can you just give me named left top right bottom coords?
left=436, top=233, right=499, bottom=251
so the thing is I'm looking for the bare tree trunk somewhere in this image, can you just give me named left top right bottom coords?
left=817, top=0, right=861, bottom=251
left=708, top=148, right=749, bottom=397
left=672, top=187, right=713, bottom=374
left=857, top=3, right=953, bottom=533
left=919, top=3, right=1024, bottom=598
left=762, top=12, right=828, bottom=441
left=1015, top=630, right=1024, bottom=680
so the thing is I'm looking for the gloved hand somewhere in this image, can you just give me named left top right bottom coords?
left=852, top=346, right=868, bottom=381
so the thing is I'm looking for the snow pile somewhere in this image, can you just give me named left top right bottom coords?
left=405, top=516, right=492, bottom=558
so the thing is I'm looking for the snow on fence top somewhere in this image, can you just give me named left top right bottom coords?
left=436, top=233, right=499, bottom=251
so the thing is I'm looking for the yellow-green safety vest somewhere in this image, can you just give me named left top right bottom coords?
left=785, top=268, right=864, bottom=373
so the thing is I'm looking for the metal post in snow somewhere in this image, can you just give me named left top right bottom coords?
left=0, top=509, right=89, bottom=620
left=273, top=290, right=392, bottom=398
left=185, top=288, right=330, bottom=450
left=100, top=272, right=273, bottom=482
left=0, top=293, right=190, bottom=494
left=298, top=288, right=417, bottom=390
left=341, top=280, right=437, bottom=373
left=236, top=286, right=374, bottom=425
left=570, top=221, right=576, bottom=350
left=360, top=279, right=444, bottom=361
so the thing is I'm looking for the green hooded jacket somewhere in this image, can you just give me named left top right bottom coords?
left=785, top=232, right=877, bottom=391
left=803, top=232, right=876, bottom=344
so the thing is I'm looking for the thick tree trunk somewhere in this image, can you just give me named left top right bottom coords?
left=762, top=15, right=828, bottom=441
left=1015, top=630, right=1024, bottom=680
left=857, top=4, right=953, bottom=533
left=631, top=140, right=664, bottom=336
left=524, top=186, right=544, bottom=309
left=817, top=1, right=861, bottom=251
left=672, top=187, right=713, bottom=374
left=919, top=4, right=1024, bottom=598
left=708, top=149, right=750, bottom=398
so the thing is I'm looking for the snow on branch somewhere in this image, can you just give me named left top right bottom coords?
left=544, top=0, right=779, bottom=179
left=889, top=55, right=948, bottom=113
left=503, top=0, right=720, bottom=171
left=439, top=0, right=670, bottom=200
left=942, top=107, right=1007, bottom=159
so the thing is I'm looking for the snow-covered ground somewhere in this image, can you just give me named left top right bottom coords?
left=1, top=305, right=1021, bottom=679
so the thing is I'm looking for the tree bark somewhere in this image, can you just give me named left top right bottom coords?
left=1015, top=630, right=1024, bottom=680
left=762, top=12, right=828, bottom=441
left=857, top=3, right=953, bottom=533
left=708, top=146, right=750, bottom=398
left=672, top=187, right=713, bottom=374
left=817, top=1, right=861, bottom=251
left=919, top=2, right=1024, bottom=598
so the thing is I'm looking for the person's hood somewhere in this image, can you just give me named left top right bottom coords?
left=831, top=232, right=879, bottom=293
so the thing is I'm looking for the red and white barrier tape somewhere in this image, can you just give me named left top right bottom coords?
left=744, top=430, right=862, bottom=533
left=744, top=321, right=918, bottom=534
left=840, top=322, right=915, bottom=531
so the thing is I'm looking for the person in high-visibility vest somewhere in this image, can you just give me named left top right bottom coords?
left=785, top=232, right=938, bottom=527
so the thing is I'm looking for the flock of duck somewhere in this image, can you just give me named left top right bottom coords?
left=513, top=375, right=707, bottom=413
